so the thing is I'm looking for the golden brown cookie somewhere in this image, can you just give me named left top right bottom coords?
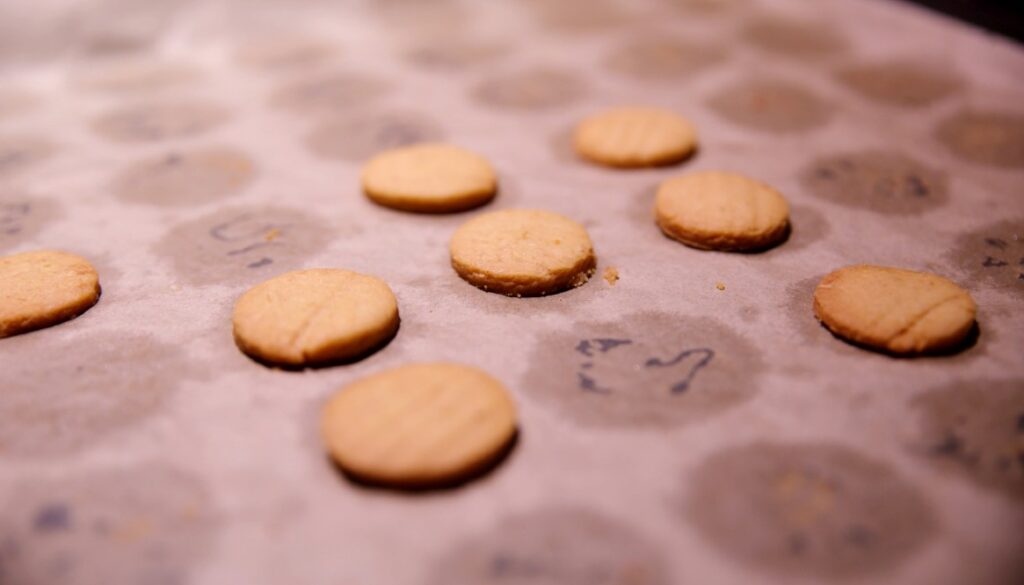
left=232, top=268, right=399, bottom=367
left=813, top=265, right=977, bottom=354
left=655, top=171, right=790, bottom=251
left=321, top=362, right=518, bottom=488
left=361, top=143, right=497, bottom=213
left=0, top=250, right=101, bottom=338
left=574, top=106, right=698, bottom=168
left=450, top=209, right=596, bottom=296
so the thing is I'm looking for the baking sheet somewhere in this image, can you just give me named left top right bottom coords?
left=0, top=0, right=1023, bottom=584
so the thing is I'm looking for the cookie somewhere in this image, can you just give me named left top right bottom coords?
left=813, top=265, right=977, bottom=354
left=655, top=171, right=790, bottom=251
left=0, top=250, right=101, bottom=338
left=574, top=106, right=698, bottom=168
left=361, top=143, right=497, bottom=213
left=232, top=268, right=399, bottom=367
left=450, top=209, right=596, bottom=296
left=321, top=362, right=518, bottom=488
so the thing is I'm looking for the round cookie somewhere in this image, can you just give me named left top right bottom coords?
left=321, top=362, right=518, bottom=488
left=655, top=171, right=790, bottom=251
left=232, top=268, right=399, bottom=367
left=450, top=209, right=596, bottom=296
left=574, top=106, right=698, bottom=168
left=0, top=250, right=101, bottom=338
left=361, top=143, right=497, bottom=213
left=814, top=264, right=977, bottom=355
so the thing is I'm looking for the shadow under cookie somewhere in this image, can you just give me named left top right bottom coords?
left=326, top=429, right=519, bottom=493
left=236, top=317, right=401, bottom=372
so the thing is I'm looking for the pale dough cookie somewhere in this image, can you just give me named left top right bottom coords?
left=450, top=209, right=596, bottom=296
left=0, top=250, right=101, bottom=338
left=232, top=268, right=399, bottom=367
left=574, top=106, right=698, bottom=167
left=361, top=143, right=497, bottom=213
left=655, top=171, right=790, bottom=251
left=814, top=265, right=977, bottom=354
left=321, top=362, right=518, bottom=488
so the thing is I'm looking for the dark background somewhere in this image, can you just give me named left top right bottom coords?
left=904, top=0, right=1024, bottom=43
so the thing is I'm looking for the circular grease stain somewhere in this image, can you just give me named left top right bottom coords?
left=935, top=110, right=1024, bottom=169
left=0, top=190, right=61, bottom=252
left=371, top=0, right=469, bottom=38
left=743, top=16, right=848, bottom=60
left=777, top=204, right=830, bottom=254
left=473, top=67, right=587, bottom=111
left=62, top=0, right=177, bottom=56
left=949, top=219, right=1024, bottom=299
left=67, top=26, right=154, bottom=58
left=800, top=150, right=949, bottom=215
left=604, top=36, right=727, bottom=81
left=521, top=311, right=763, bottom=428
left=0, top=332, right=207, bottom=458
left=0, top=135, right=56, bottom=179
left=112, top=147, right=255, bottom=207
left=234, top=37, right=337, bottom=71
left=0, top=89, right=38, bottom=119
left=911, top=378, right=1024, bottom=501
left=682, top=442, right=937, bottom=579
left=427, top=508, right=670, bottom=585
left=306, top=110, right=444, bottom=162
left=663, top=0, right=746, bottom=15
left=92, top=100, right=230, bottom=143
left=835, top=61, right=963, bottom=108
left=707, top=79, right=833, bottom=133
left=740, top=305, right=761, bottom=323
left=524, top=0, right=630, bottom=34
left=0, top=463, right=218, bottom=585
left=269, top=72, right=391, bottom=115
left=70, top=60, right=201, bottom=93
left=152, top=205, right=335, bottom=286
left=404, top=40, right=508, bottom=70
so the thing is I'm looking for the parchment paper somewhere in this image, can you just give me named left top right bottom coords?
left=1, top=1, right=1022, bottom=584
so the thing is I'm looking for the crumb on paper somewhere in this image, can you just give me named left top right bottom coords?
left=603, top=267, right=619, bottom=285
left=265, top=228, right=281, bottom=241
left=715, top=282, right=726, bottom=291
